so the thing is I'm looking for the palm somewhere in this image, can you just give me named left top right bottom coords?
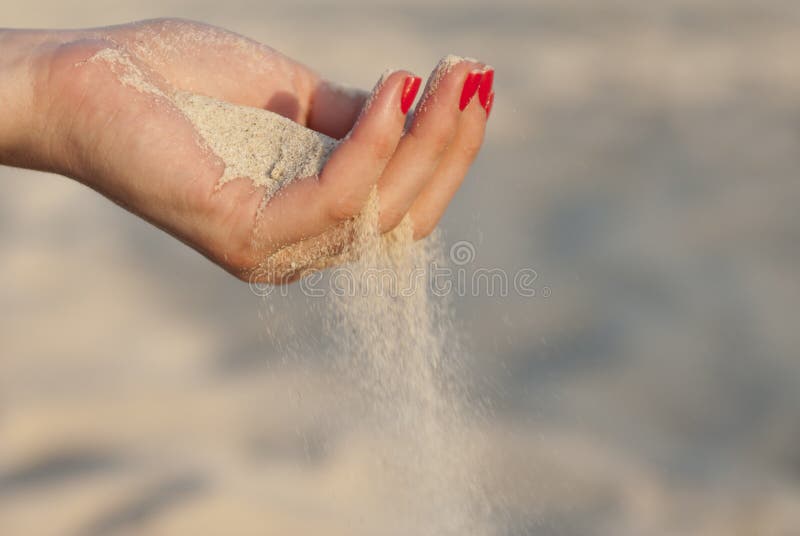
left=49, top=20, right=363, bottom=274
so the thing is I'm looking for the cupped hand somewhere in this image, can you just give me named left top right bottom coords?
left=27, top=19, right=494, bottom=283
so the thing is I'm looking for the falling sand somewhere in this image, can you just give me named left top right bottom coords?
left=87, top=46, right=491, bottom=535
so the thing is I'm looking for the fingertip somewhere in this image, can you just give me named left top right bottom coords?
left=350, top=69, right=419, bottom=130
left=339, top=69, right=418, bottom=159
left=413, top=55, right=486, bottom=117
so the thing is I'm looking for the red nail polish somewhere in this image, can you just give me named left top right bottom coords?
left=400, top=75, right=422, bottom=114
left=478, top=68, right=494, bottom=108
left=459, top=71, right=483, bottom=111
left=484, top=91, right=495, bottom=118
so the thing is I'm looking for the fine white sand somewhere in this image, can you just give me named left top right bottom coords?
left=174, top=92, right=338, bottom=198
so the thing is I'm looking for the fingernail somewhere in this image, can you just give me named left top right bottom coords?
left=485, top=91, right=495, bottom=118
left=400, top=75, right=422, bottom=114
left=459, top=70, right=483, bottom=111
left=478, top=68, right=494, bottom=108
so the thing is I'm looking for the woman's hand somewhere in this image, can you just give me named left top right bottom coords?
left=0, top=19, right=494, bottom=283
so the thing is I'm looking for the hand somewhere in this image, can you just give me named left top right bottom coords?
left=0, top=19, right=494, bottom=283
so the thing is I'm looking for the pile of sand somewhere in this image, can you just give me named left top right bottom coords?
left=174, top=92, right=338, bottom=198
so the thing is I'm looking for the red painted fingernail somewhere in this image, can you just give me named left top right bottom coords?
left=484, top=91, right=495, bottom=118
left=478, top=68, right=494, bottom=108
left=459, top=71, right=483, bottom=111
left=400, top=75, right=422, bottom=114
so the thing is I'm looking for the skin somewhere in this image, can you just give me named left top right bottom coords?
left=0, top=19, right=490, bottom=284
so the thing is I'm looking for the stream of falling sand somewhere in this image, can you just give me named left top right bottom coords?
left=323, top=196, right=492, bottom=535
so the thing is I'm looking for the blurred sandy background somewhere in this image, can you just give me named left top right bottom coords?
left=2, top=0, right=800, bottom=534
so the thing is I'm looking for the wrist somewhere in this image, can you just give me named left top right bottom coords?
left=0, top=29, right=75, bottom=172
